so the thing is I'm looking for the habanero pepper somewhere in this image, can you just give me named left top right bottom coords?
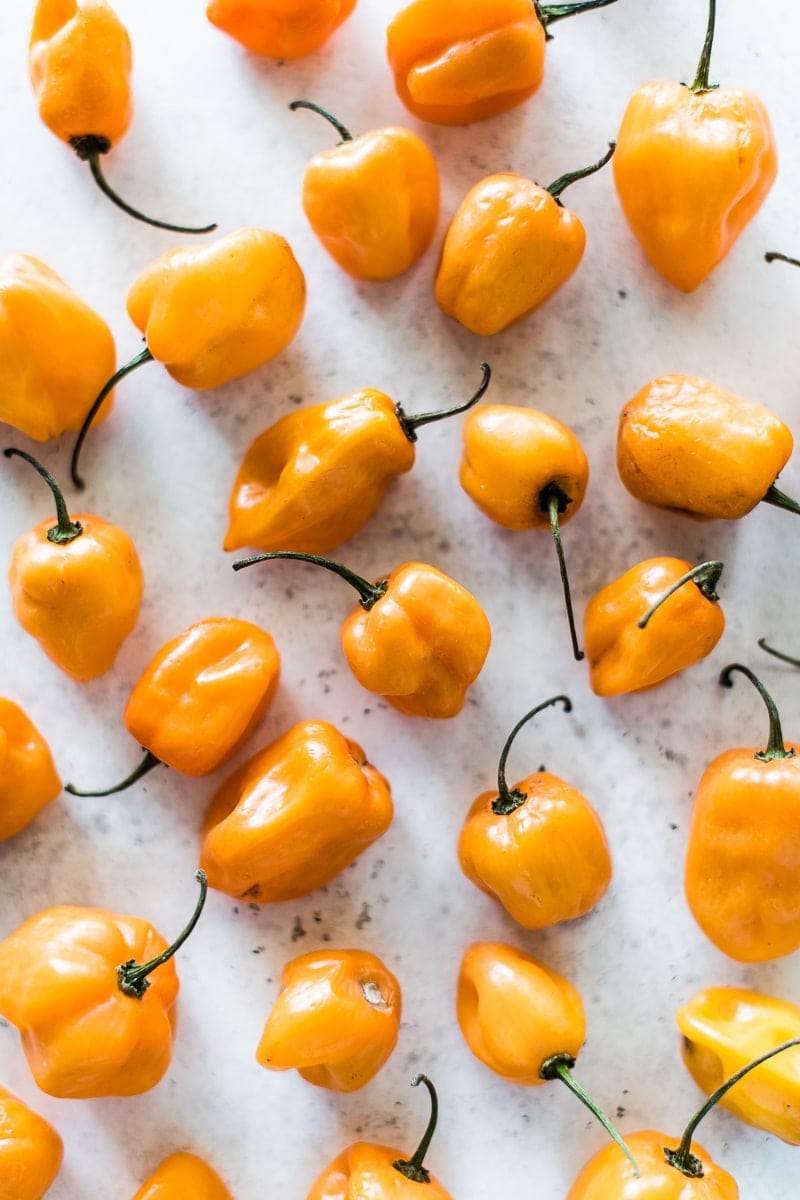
left=5, top=449, right=144, bottom=683
left=207, top=0, right=356, bottom=60
left=233, top=552, right=491, bottom=718
left=132, top=1151, right=234, bottom=1200
left=0, top=699, right=61, bottom=842
left=0, top=871, right=207, bottom=1099
left=224, top=363, right=491, bottom=556
left=29, top=0, right=216, bottom=233
left=0, top=1084, right=63, bottom=1200
left=256, top=947, right=402, bottom=1091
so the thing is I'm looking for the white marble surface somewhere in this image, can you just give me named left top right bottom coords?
left=1, top=1, right=800, bottom=1197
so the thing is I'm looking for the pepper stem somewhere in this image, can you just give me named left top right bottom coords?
left=541, top=485, right=583, bottom=659
left=547, top=143, right=616, bottom=204
left=540, top=1055, right=639, bottom=1177
left=233, top=550, right=388, bottom=611
left=758, top=637, right=800, bottom=668
left=761, top=484, right=800, bottom=517
left=535, top=0, right=619, bottom=40
left=289, top=100, right=353, bottom=142
left=719, top=663, right=794, bottom=763
left=3, top=448, right=82, bottom=544
left=395, top=363, right=492, bottom=443
left=70, top=346, right=154, bottom=489
left=492, top=695, right=572, bottom=815
left=117, top=870, right=207, bottom=999
left=666, top=1037, right=800, bottom=1177
left=64, top=749, right=163, bottom=797
left=691, top=0, right=717, bottom=92
left=392, top=1074, right=438, bottom=1184
left=70, top=136, right=217, bottom=234
left=637, top=561, right=723, bottom=630
left=765, top=251, right=800, bottom=268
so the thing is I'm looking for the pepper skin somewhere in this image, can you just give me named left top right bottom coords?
left=199, top=720, right=393, bottom=901
left=677, top=986, right=800, bottom=1145
left=566, top=1131, right=738, bottom=1200
left=0, top=1085, right=63, bottom=1200
left=132, top=1152, right=234, bottom=1200
left=256, top=948, right=402, bottom=1091
left=0, top=255, right=116, bottom=442
left=0, top=699, right=61, bottom=842
left=617, top=374, right=795, bottom=520
left=584, top=557, right=725, bottom=696
left=207, top=0, right=356, bottom=60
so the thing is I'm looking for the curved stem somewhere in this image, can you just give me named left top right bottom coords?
left=637, top=561, right=723, bottom=630
left=541, top=485, right=583, bottom=660
left=691, top=0, right=717, bottom=92
left=666, top=1037, right=800, bottom=1177
left=117, top=870, right=207, bottom=999
left=758, top=637, right=800, bottom=668
left=395, top=363, right=492, bottom=443
left=65, top=749, right=163, bottom=797
left=719, top=663, right=794, bottom=762
left=765, top=251, right=800, bottom=268
left=540, top=1055, right=639, bottom=1177
left=289, top=99, right=353, bottom=142
left=762, top=484, right=800, bottom=517
left=70, top=346, right=154, bottom=490
left=536, top=0, right=619, bottom=37
left=547, top=143, right=615, bottom=204
left=233, top=550, right=388, bottom=611
left=492, top=695, right=572, bottom=815
left=3, top=448, right=82, bottom=543
left=392, top=1074, right=438, bottom=1184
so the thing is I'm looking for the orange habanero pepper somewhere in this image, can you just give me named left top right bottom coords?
left=0, top=699, right=61, bottom=841
left=685, top=664, right=800, bottom=963
left=207, top=0, right=356, bottom=60
left=290, top=100, right=439, bottom=281
left=234, top=552, right=491, bottom=718
left=0, top=872, right=207, bottom=1099
left=256, top=947, right=402, bottom=1091
left=386, top=0, right=619, bottom=126
left=199, top=720, right=393, bottom=901
left=0, top=1084, right=63, bottom=1200
left=132, top=1151, right=234, bottom=1200
left=66, top=616, right=281, bottom=796
left=29, top=0, right=215, bottom=233
left=458, top=697, right=611, bottom=930
left=70, top=227, right=306, bottom=488
left=434, top=144, right=614, bottom=335
left=5, top=449, right=144, bottom=683
left=0, top=254, right=116, bottom=443
left=613, top=0, right=777, bottom=292
left=224, top=363, right=490, bottom=556
left=305, top=1074, right=453, bottom=1199
left=584, top=557, right=725, bottom=697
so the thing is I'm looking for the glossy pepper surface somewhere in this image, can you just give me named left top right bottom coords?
left=617, top=374, right=795, bottom=520
left=0, top=254, right=116, bottom=442
left=132, top=1151, right=234, bottom=1200
left=0, top=1084, right=63, bottom=1200
left=199, top=720, right=393, bottom=901
left=207, top=0, right=356, bottom=59
left=256, top=948, right=402, bottom=1091
left=566, top=1130, right=737, bottom=1200
left=0, top=699, right=61, bottom=841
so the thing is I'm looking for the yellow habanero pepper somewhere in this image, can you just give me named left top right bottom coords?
left=132, top=1152, right=234, bottom=1200
left=0, top=1084, right=63, bottom=1200
left=207, top=0, right=356, bottom=61
left=0, top=699, right=61, bottom=842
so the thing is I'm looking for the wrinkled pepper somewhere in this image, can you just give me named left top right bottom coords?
left=0, top=1084, right=63, bottom=1200
left=0, top=699, right=61, bottom=841
left=5, top=449, right=144, bottom=682
left=256, top=947, right=402, bottom=1091
left=225, top=363, right=490, bottom=556
left=435, top=144, right=614, bottom=335
left=613, top=0, right=777, bottom=292
left=0, top=254, right=116, bottom=443
left=199, top=720, right=393, bottom=901
left=0, top=872, right=207, bottom=1098
left=234, top=552, right=491, bottom=718
left=207, top=0, right=356, bottom=60
left=685, top=664, right=800, bottom=963
left=132, top=1151, right=234, bottom=1200
left=458, top=697, right=611, bottom=930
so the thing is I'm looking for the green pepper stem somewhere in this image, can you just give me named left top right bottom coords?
left=492, top=695, right=572, bottom=815
left=761, top=484, right=800, bottom=517
left=64, top=749, right=163, bottom=797
left=70, top=346, right=154, bottom=490
left=396, top=362, right=491, bottom=443
left=3, top=448, right=82, bottom=543
left=719, top=663, right=794, bottom=763
left=691, top=0, right=717, bottom=92
left=637, top=561, right=723, bottom=630
left=758, top=637, right=800, bottom=668
left=117, top=870, right=207, bottom=999
left=535, top=0, right=619, bottom=39
left=541, top=485, right=583, bottom=659
left=233, top=550, right=388, bottom=611
left=666, top=1037, right=800, bottom=1177
left=547, top=143, right=615, bottom=204
left=540, top=1055, right=639, bottom=1177
left=289, top=99, right=353, bottom=142
left=765, top=251, right=800, bottom=268
left=392, top=1074, right=438, bottom=1184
